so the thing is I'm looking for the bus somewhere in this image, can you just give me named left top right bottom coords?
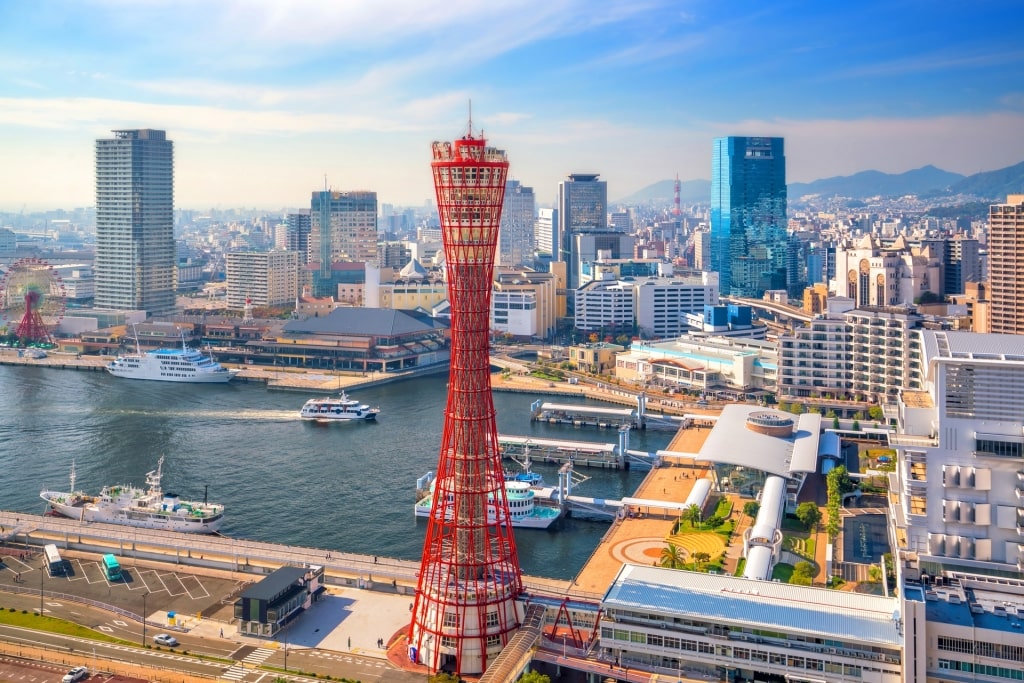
left=102, top=554, right=122, bottom=581
left=43, top=544, right=65, bottom=576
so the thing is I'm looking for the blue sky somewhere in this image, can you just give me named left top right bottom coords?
left=1, top=0, right=1023, bottom=211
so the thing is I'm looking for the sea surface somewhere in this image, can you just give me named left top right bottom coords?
left=0, top=364, right=673, bottom=579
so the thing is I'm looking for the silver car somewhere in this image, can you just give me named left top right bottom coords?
left=153, top=633, right=179, bottom=647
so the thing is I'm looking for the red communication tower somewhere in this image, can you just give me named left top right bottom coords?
left=409, top=123, right=523, bottom=675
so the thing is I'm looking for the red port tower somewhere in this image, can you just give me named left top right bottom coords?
left=409, top=123, right=523, bottom=675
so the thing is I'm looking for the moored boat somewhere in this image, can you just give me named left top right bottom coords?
left=40, top=457, right=225, bottom=534
left=414, top=478, right=562, bottom=529
left=106, top=328, right=237, bottom=383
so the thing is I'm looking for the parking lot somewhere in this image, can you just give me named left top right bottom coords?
left=0, top=547, right=245, bottom=627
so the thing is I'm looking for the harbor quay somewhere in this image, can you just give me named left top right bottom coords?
left=0, top=425, right=720, bottom=682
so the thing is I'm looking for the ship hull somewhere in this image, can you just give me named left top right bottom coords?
left=42, top=493, right=224, bottom=534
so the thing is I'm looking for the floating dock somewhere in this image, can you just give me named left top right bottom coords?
left=531, top=400, right=636, bottom=428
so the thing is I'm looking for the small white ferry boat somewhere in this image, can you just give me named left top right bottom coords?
left=299, top=391, right=379, bottom=422
left=40, top=456, right=225, bottom=534
left=107, top=328, right=237, bottom=383
left=415, top=478, right=562, bottom=529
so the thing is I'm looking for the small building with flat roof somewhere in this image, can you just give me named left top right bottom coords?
left=233, top=565, right=325, bottom=637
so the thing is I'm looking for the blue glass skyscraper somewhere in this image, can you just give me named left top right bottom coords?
left=710, top=136, right=788, bottom=297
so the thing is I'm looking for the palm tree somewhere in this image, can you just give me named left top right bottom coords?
left=659, top=543, right=685, bottom=569
left=684, top=504, right=702, bottom=529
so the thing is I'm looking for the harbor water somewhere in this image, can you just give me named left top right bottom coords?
left=0, top=364, right=673, bottom=579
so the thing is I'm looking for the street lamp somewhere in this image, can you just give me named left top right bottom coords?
left=283, top=627, right=289, bottom=672
left=562, top=634, right=566, bottom=659
left=39, top=560, right=44, bottom=616
left=141, top=592, right=148, bottom=647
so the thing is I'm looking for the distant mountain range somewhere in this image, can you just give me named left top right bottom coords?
left=616, top=160, right=1024, bottom=204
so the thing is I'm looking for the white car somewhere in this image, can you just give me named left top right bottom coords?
left=153, top=633, right=179, bottom=647
left=62, top=667, right=88, bottom=683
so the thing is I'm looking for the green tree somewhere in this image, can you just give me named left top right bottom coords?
left=868, top=405, right=884, bottom=421
left=692, top=551, right=711, bottom=571
left=825, top=409, right=837, bottom=418
left=777, top=400, right=789, bottom=413
left=792, top=561, right=815, bottom=586
left=743, top=501, right=760, bottom=519
left=852, top=419, right=861, bottom=431
left=684, top=504, right=703, bottom=528
left=430, top=673, right=460, bottom=683
left=795, top=502, right=821, bottom=531
left=833, top=415, right=841, bottom=430
left=659, top=543, right=685, bottom=569
left=868, top=565, right=882, bottom=583
left=518, top=671, right=551, bottom=683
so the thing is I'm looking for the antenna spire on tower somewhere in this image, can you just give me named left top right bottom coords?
left=467, top=99, right=473, bottom=138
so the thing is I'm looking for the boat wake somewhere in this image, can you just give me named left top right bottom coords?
left=106, top=408, right=301, bottom=421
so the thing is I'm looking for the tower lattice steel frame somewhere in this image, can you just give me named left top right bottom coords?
left=409, top=126, right=523, bottom=676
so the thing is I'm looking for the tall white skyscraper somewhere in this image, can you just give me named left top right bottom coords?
left=94, top=129, right=176, bottom=315
left=498, top=180, right=535, bottom=267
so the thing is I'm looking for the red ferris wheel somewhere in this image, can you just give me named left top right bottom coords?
left=0, top=257, right=67, bottom=345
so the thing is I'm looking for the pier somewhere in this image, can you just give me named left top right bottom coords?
left=498, top=432, right=660, bottom=471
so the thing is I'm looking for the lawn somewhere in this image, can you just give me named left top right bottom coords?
left=0, top=607, right=129, bottom=643
left=771, top=563, right=794, bottom=583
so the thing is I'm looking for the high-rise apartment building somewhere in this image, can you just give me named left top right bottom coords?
left=710, top=136, right=788, bottom=297
left=94, top=129, right=176, bottom=315
left=557, top=173, right=608, bottom=290
left=309, top=190, right=378, bottom=297
left=497, top=180, right=535, bottom=267
left=283, top=211, right=311, bottom=264
left=987, top=195, right=1024, bottom=334
left=225, top=250, right=299, bottom=308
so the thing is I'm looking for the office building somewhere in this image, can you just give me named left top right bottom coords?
left=988, top=195, right=1024, bottom=334
left=710, top=136, right=788, bottom=297
left=534, top=207, right=558, bottom=257
left=492, top=267, right=559, bottom=341
left=574, top=279, right=635, bottom=337
left=497, top=180, right=535, bottom=267
left=558, top=173, right=608, bottom=290
left=94, top=129, right=176, bottom=316
left=309, top=190, right=378, bottom=297
left=225, top=251, right=299, bottom=309
left=635, top=274, right=720, bottom=338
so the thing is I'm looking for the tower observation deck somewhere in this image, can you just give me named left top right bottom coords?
left=409, top=125, right=524, bottom=676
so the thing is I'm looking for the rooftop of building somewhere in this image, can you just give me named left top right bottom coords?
left=908, top=577, right=1024, bottom=635
left=922, top=329, right=1024, bottom=361
left=900, top=390, right=934, bottom=409
left=239, top=565, right=310, bottom=601
left=690, top=404, right=821, bottom=477
left=604, top=564, right=901, bottom=647
left=283, top=307, right=446, bottom=337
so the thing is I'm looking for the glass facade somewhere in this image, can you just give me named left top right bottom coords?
left=710, top=137, right=788, bottom=298
left=558, top=173, right=608, bottom=290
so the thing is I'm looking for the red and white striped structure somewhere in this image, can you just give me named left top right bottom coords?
left=409, top=125, right=523, bottom=675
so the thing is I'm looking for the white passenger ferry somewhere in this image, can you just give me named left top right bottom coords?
left=106, top=329, right=238, bottom=383
left=415, top=478, right=562, bottom=529
left=299, top=391, right=380, bottom=422
left=41, top=457, right=225, bottom=534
